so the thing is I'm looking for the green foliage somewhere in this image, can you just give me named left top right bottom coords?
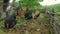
left=44, top=4, right=60, bottom=14
left=16, top=16, right=26, bottom=27
left=49, top=28, right=54, bottom=34
left=15, top=0, right=43, bottom=9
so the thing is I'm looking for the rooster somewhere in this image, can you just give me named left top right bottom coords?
left=25, top=8, right=40, bottom=20
left=4, top=13, right=17, bottom=29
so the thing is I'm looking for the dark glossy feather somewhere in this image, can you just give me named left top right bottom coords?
left=4, top=13, right=17, bottom=29
left=25, top=10, right=40, bottom=20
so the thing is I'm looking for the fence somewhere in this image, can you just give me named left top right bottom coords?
left=45, top=9, right=60, bottom=34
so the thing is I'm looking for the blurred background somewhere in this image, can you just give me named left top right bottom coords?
left=0, top=0, right=60, bottom=34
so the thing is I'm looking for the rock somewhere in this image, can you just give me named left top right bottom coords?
left=36, top=28, right=40, bottom=31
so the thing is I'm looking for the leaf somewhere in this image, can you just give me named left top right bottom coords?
left=15, top=0, right=43, bottom=9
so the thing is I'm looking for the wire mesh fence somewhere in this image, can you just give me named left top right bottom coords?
left=45, top=9, right=60, bottom=34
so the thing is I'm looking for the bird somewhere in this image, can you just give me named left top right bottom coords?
left=4, top=13, right=17, bottom=29
left=32, top=9, right=40, bottom=19
left=16, top=6, right=25, bottom=18
left=17, top=9, right=25, bottom=16
left=25, top=10, right=33, bottom=20
left=25, top=8, right=40, bottom=20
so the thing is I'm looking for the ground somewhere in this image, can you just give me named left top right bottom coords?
left=0, top=13, right=52, bottom=34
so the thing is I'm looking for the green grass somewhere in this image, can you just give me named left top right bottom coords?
left=16, top=16, right=26, bottom=27
left=45, top=4, right=60, bottom=14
